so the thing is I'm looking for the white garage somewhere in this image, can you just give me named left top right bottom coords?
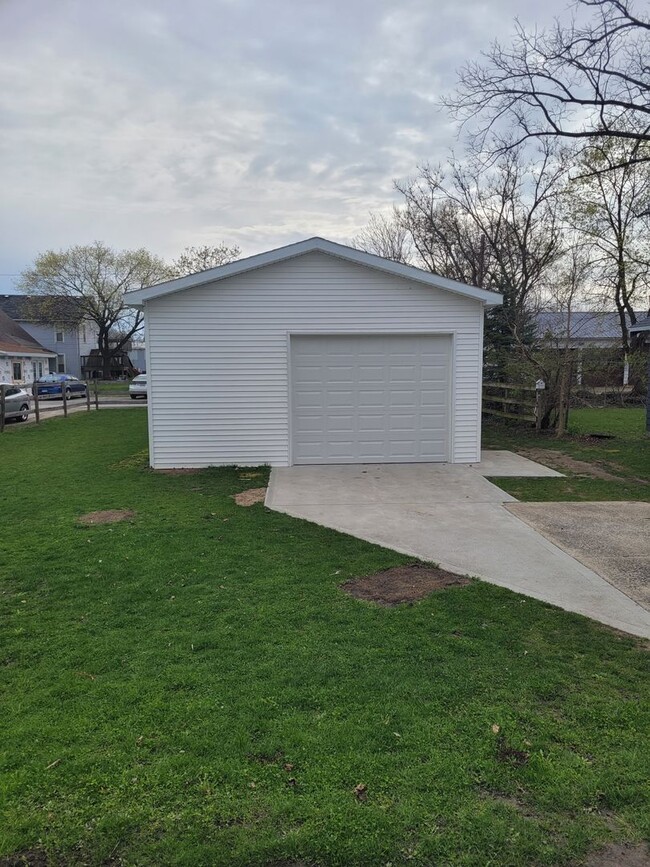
left=125, top=238, right=501, bottom=469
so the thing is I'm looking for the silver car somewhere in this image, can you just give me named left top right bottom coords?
left=2, top=386, right=31, bottom=422
left=129, top=374, right=147, bottom=399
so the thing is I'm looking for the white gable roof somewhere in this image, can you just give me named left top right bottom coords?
left=125, top=237, right=503, bottom=307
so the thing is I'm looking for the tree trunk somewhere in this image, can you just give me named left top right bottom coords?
left=98, top=330, right=113, bottom=381
left=102, top=352, right=112, bottom=380
left=555, top=357, right=571, bottom=437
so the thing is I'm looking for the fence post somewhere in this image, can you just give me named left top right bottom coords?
left=86, top=379, right=91, bottom=412
left=0, top=384, right=5, bottom=433
left=32, top=381, right=40, bottom=423
left=61, top=380, right=68, bottom=417
left=535, top=379, right=546, bottom=432
left=94, top=379, right=99, bottom=410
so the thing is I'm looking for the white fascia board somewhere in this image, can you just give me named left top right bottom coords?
left=0, top=350, right=58, bottom=358
left=124, top=237, right=503, bottom=307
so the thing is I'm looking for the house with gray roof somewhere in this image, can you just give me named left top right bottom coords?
left=534, top=310, right=646, bottom=387
left=535, top=310, right=641, bottom=348
left=0, top=309, right=56, bottom=385
left=0, top=295, right=99, bottom=379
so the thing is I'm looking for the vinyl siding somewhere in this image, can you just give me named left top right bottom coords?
left=145, top=251, right=484, bottom=468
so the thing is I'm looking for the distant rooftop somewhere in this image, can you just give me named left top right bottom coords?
left=0, top=294, right=83, bottom=323
left=535, top=310, right=643, bottom=342
left=0, top=309, right=56, bottom=356
left=630, top=315, right=650, bottom=333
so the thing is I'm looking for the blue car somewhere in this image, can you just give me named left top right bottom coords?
left=36, top=374, right=88, bottom=399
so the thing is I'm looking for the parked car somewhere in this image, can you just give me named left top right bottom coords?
left=129, top=374, right=147, bottom=400
left=36, top=374, right=88, bottom=399
left=1, top=386, right=30, bottom=422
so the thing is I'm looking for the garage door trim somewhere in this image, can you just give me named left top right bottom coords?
left=287, top=331, right=455, bottom=466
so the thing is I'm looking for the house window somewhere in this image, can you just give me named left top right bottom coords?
left=12, top=362, right=22, bottom=381
left=56, top=330, right=64, bottom=343
left=57, top=355, right=65, bottom=373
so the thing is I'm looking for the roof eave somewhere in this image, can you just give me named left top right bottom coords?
left=0, top=348, right=58, bottom=358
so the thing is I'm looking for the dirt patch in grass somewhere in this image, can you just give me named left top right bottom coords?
left=77, top=509, right=135, bottom=525
left=481, top=791, right=537, bottom=819
left=520, top=448, right=623, bottom=481
left=154, top=468, right=201, bottom=475
left=233, top=487, right=267, bottom=507
left=496, top=734, right=530, bottom=766
left=582, top=842, right=650, bottom=866
left=342, top=563, right=470, bottom=606
left=0, top=851, right=50, bottom=867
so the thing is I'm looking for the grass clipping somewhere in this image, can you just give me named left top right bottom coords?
left=343, top=563, right=470, bottom=606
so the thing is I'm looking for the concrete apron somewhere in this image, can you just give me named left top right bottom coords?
left=266, top=461, right=650, bottom=639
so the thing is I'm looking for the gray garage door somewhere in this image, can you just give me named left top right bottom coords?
left=290, top=334, right=451, bottom=464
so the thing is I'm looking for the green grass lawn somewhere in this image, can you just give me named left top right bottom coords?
left=482, top=407, right=649, bottom=502
left=1, top=411, right=649, bottom=866
left=92, top=381, right=130, bottom=395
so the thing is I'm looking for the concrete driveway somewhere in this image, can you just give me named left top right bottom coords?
left=266, top=455, right=650, bottom=638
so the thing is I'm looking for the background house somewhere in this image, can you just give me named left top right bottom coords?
left=127, top=340, right=146, bottom=372
left=0, top=295, right=98, bottom=379
left=0, top=309, right=57, bottom=384
left=535, top=310, right=643, bottom=386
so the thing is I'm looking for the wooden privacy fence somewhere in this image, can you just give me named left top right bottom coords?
left=482, top=381, right=543, bottom=429
left=0, top=381, right=100, bottom=432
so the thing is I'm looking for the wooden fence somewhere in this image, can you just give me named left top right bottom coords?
left=482, top=381, right=541, bottom=428
left=0, top=380, right=100, bottom=432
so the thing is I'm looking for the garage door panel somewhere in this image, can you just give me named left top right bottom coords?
left=390, top=389, right=416, bottom=403
left=420, top=414, right=447, bottom=430
left=291, top=334, right=450, bottom=464
left=326, top=368, right=355, bottom=383
left=327, top=391, right=354, bottom=407
left=296, top=417, right=324, bottom=433
left=420, top=387, right=447, bottom=402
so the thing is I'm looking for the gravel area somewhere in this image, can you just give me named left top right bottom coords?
left=506, top=501, right=650, bottom=611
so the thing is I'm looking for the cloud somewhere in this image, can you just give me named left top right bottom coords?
left=0, top=0, right=568, bottom=288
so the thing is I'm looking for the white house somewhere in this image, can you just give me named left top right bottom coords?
left=0, top=309, right=56, bottom=385
left=125, top=238, right=502, bottom=469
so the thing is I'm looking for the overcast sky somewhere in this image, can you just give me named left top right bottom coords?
left=0, top=0, right=569, bottom=292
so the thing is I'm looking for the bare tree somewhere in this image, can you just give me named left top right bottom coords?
left=537, top=244, right=596, bottom=433
left=396, top=192, right=492, bottom=288
left=566, top=137, right=650, bottom=351
left=19, top=242, right=169, bottom=380
left=351, top=209, right=411, bottom=263
left=396, top=146, right=568, bottom=372
left=168, top=243, right=241, bottom=278
left=446, top=0, right=650, bottom=171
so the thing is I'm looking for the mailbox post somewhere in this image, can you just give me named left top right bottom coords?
left=534, top=379, right=545, bottom=432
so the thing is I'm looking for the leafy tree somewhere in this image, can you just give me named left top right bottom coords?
left=168, top=244, right=241, bottom=278
left=19, top=242, right=169, bottom=379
